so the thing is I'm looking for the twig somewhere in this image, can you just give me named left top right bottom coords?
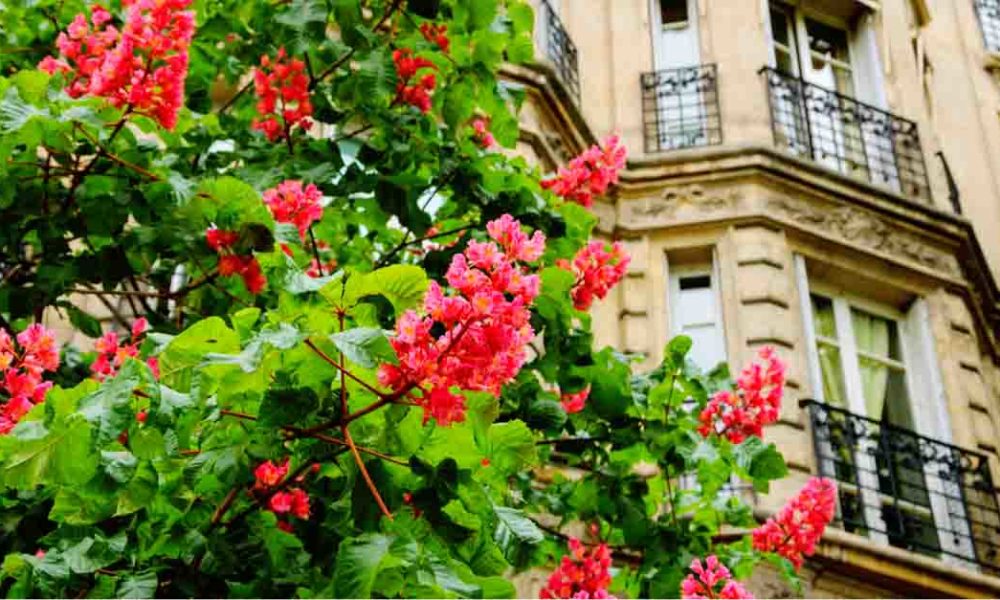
left=375, top=224, right=469, bottom=268
left=303, top=338, right=388, bottom=398
left=307, top=225, right=325, bottom=277
left=297, top=430, right=407, bottom=466
left=210, top=485, right=242, bottom=528
left=217, top=79, right=254, bottom=115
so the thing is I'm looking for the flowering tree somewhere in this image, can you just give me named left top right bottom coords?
left=0, top=0, right=835, bottom=597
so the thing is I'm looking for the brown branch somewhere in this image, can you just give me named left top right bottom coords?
left=303, top=338, right=389, bottom=398
left=295, top=430, right=407, bottom=466
left=210, top=485, right=242, bottom=528
left=220, top=409, right=257, bottom=421
left=217, top=79, right=253, bottom=115
left=375, top=224, right=469, bottom=268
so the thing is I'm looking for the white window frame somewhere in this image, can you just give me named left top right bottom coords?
left=794, top=256, right=978, bottom=568
left=667, top=257, right=727, bottom=374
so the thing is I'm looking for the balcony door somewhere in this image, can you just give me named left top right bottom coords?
left=795, top=258, right=978, bottom=569
left=649, top=0, right=707, bottom=149
left=767, top=3, right=899, bottom=189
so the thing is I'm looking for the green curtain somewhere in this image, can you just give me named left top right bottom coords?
left=852, top=311, right=890, bottom=419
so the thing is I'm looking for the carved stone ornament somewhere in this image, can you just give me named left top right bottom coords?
left=624, top=184, right=740, bottom=224
left=766, top=196, right=962, bottom=278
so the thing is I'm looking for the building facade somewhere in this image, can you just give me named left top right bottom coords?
left=510, top=0, right=1000, bottom=596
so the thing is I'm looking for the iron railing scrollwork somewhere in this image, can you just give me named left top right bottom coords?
left=761, top=67, right=931, bottom=203
left=536, top=0, right=580, bottom=104
left=975, top=0, right=1000, bottom=54
left=801, top=399, right=1000, bottom=576
left=640, top=64, right=722, bottom=153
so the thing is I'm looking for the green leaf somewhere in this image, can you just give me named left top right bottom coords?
left=0, top=86, right=50, bottom=133
left=485, top=420, right=536, bottom=474
left=666, top=335, right=693, bottom=367
left=116, top=571, right=157, bottom=599
left=65, top=305, right=104, bottom=338
left=333, top=533, right=413, bottom=598
left=78, top=359, right=146, bottom=444
left=1, top=418, right=96, bottom=488
left=493, top=506, right=543, bottom=545
left=329, top=327, right=397, bottom=369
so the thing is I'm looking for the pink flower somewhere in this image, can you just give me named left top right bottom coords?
left=751, top=477, right=836, bottom=569
left=269, top=491, right=293, bottom=514
left=539, top=538, right=615, bottom=599
left=262, top=180, right=324, bottom=240
left=472, top=117, right=496, bottom=149
left=1, top=324, right=60, bottom=435
left=393, top=48, right=436, bottom=113
left=39, top=0, right=195, bottom=129
left=559, top=241, right=630, bottom=311
left=698, top=347, right=786, bottom=443
left=289, top=487, right=310, bottom=519
left=252, top=48, right=313, bottom=142
left=89, top=319, right=155, bottom=381
left=561, top=386, right=590, bottom=414
left=378, top=215, right=543, bottom=426
left=681, top=556, right=753, bottom=599
left=541, top=135, right=627, bottom=208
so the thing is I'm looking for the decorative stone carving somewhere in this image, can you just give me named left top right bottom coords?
left=766, top=196, right=962, bottom=278
left=624, top=184, right=741, bottom=224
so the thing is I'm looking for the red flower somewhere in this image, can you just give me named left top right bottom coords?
left=751, top=477, right=836, bottom=569
left=0, top=325, right=59, bottom=435
left=263, top=180, right=324, bottom=240
left=378, top=215, right=544, bottom=426
left=560, top=386, right=590, bottom=414
left=681, top=556, right=754, bottom=599
left=252, top=48, right=313, bottom=142
left=254, top=459, right=289, bottom=489
left=269, top=491, right=293, bottom=514
left=541, top=135, right=627, bottom=208
left=559, top=240, right=630, bottom=311
left=205, top=227, right=267, bottom=294
left=698, top=347, right=786, bottom=443
left=393, top=48, right=436, bottom=113
left=39, top=0, right=195, bottom=129
left=420, top=22, right=450, bottom=53
left=539, top=538, right=615, bottom=599
left=136, top=410, right=147, bottom=423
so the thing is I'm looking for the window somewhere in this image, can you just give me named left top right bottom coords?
left=975, top=0, right=1000, bottom=54
left=669, top=265, right=725, bottom=373
left=659, top=0, right=688, bottom=26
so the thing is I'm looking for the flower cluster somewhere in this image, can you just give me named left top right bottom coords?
left=206, top=227, right=266, bottom=294
left=39, top=0, right=196, bottom=129
left=472, top=117, right=496, bottom=149
left=91, top=317, right=158, bottom=380
left=263, top=180, right=323, bottom=240
left=751, top=477, right=836, bottom=569
left=420, top=22, right=450, bottom=52
left=698, top=347, right=786, bottom=443
left=541, top=135, right=627, bottom=208
left=0, top=325, right=60, bottom=435
left=561, top=386, right=590, bottom=414
left=252, top=48, right=313, bottom=142
left=253, top=459, right=311, bottom=531
left=539, top=537, right=615, bottom=599
left=557, top=240, right=630, bottom=311
left=393, top=48, right=436, bottom=113
left=681, top=556, right=754, bottom=600
left=378, top=215, right=544, bottom=426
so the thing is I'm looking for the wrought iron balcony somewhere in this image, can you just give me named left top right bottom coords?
left=761, top=67, right=931, bottom=203
left=535, top=0, right=580, bottom=104
left=641, top=65, right=722, bottom=153
left=801, top=399, right=1000, bottom=575
left=975, top=0, right=1000, bottom=53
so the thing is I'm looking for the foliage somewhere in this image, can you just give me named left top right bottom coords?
left=0, top=0, right=823, bottom=597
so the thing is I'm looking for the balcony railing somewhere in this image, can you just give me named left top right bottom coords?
left=801, top=399, right=1000, bottom=575
left=536, top=0, right=580, bottom=104
left=975, top=0, right=1000, bottom=53
left=641, top=65, right=722, bottom=153
left=762, top=67, right=931, bottom=203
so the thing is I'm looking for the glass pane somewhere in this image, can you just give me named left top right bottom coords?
left=811, top=295, right=837, bottom=339
left=775, top=47, right=795, bottom=75
left=806, top=18, right=851, bottom=65
left=683, top=323, right=725, bottom=373
left=769, top=7, right=791, bottom=46
left=677, top=281, right=716, bottom=326
left=884, top=369, right=913, bottom=429
left=817, top=342, right=848, bottom=406
left=851, top=309, right=901, bottom=360
left=660, top=0, right=688, bottom=25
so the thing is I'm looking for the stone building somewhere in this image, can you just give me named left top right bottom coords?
left=510, top=0, right=1000, bottom=596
